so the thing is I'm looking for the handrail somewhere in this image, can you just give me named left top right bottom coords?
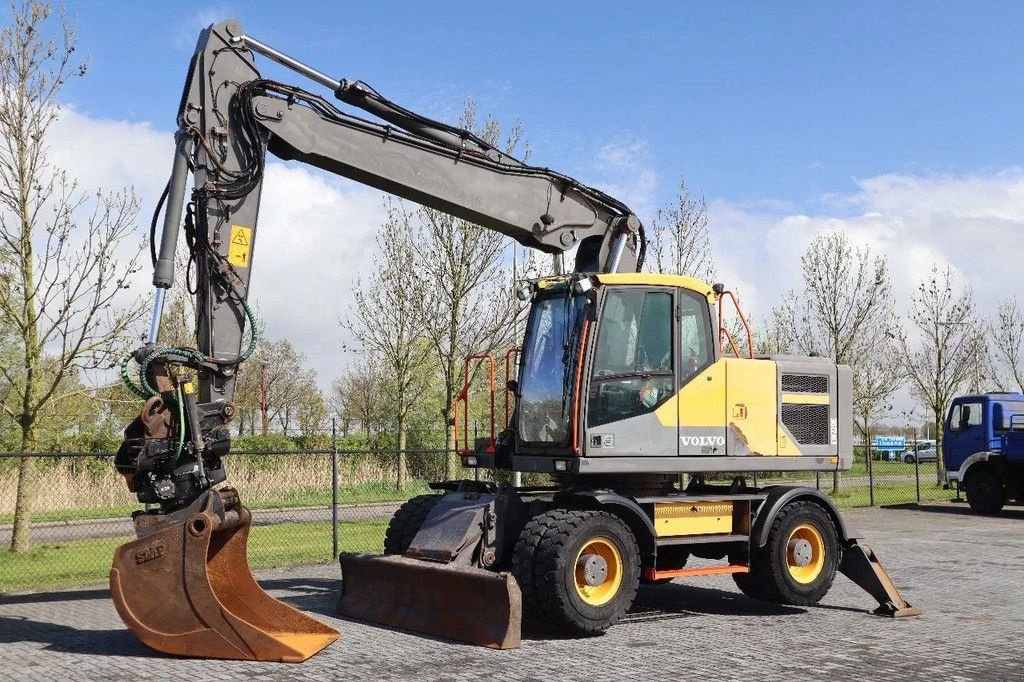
left=717, top=290, right=754, bottom=359
left=453, top=353, right=497, bottom=456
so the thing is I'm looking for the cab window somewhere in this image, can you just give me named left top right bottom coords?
left=588, top=290, right=673, bottom=427
left=995, top=401, right=1024, bottom=431
left=949, top=402, right=983, bottom=432
left=679, top=290, right=713, bottom=382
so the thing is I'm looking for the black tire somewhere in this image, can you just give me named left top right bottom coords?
left=731, top=566, right=765, bottom=599
left=511, top=509, right=640, bottom=634
left=903, top=454, right=915, bottom=464
left=965, top=467, right=1005, bottom=515
left=733, top=500, right=839, bottom=606
left=383, top=494, right=442, bottom=555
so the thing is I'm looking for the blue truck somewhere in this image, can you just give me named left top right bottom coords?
left=942, top=393, right=1024, bottom=514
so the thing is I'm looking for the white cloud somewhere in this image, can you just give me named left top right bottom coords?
left=709, top=170, right=1024, bottom=322
left=48, top=106, right=387, bottom=391
left=46, top=104, right=1024, bottom=406
left=173, top=6, right=232, bottom=51
left=249, top=166, right=385, bottom=383
left=590, top=140, right=658, bottom=222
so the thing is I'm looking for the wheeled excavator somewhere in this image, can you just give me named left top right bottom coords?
left=113, top=19, right=920, bottom=662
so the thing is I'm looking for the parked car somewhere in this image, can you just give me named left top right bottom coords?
left=903, top=441, right=937, bottom=464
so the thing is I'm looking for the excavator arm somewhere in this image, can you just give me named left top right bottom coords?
left=111, top=18, right=645, bottom=661
left=121, top=18, right=644, bottom=513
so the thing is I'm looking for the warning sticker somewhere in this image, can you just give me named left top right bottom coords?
left=227, top=225, right=252, bottom=268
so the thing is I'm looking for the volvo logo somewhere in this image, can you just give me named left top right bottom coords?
left=680, top=436, right=726, bottom=447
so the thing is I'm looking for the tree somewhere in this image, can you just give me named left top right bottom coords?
left=0, top=2, right=145, bottom=552
left=963, top=329, right=1000, bottom=394
left=331, top=358, right=386, bottom=441
left=648, top=179, right=714, bottom=282
left=992, top=298, right=1024, bottom=392
left=900, top=265, right=980, bottom=483
left=850, top=320, right=903, bottom=453
left=343, top=199, right=433, bottom=489
left=232, top=337, right=318, bottom=436
left=758, top=296, right=815, bottom=357
left=771, top=232, right=895, bottom=492
left=408, top=101, right=525, bottom=477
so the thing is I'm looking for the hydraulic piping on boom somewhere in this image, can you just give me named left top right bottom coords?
left=112, top=18, right=644, bottom=660
left=113, top=18, right=918, bottom=661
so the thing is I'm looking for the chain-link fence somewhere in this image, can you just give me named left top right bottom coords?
left=0, top=439, right=459, bottom=593
left=1, top=433, right=958, bottom=593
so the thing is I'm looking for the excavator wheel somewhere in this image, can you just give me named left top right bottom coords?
left=383, top=494, right=443, bottom=555
left=735, top=500, right=839, bottom=606
left=512, top=509, right=640, bottom=635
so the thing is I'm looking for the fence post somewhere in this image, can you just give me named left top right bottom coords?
left=867, top=429, right=874, bottom=507
left=913, top=427, right=920, bottom=504
left=331, top=418, right=339, bottom=560
left=815, top=470, right=820, bottom=491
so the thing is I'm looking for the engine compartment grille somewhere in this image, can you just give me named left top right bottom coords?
left=781, top=374, right=829, bottom=394
left=781, top=403, right=830, bottom=444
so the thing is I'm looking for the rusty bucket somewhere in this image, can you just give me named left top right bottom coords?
left=337, top=552, right=521, bottom=649
left=110, top=489, right=338, bottom=662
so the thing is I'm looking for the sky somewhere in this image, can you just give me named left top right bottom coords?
left=30, top=2, right=1024, bottom=414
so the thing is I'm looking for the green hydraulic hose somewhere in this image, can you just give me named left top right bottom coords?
left=175, top=384, right=186, bottom=465
left=122, top=296, right=260, bottom=398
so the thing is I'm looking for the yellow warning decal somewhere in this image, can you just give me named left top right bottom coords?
left=228, top=225, right=252, bottom=268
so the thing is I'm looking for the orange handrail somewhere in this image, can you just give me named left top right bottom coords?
left=454, top=353, right=497, bottom=456
left=717, top=290, right=754, bottom=359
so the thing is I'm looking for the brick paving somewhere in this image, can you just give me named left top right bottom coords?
left=1, top=503, right=1022, bottom=681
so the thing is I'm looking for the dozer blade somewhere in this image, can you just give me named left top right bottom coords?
left=337, top=552, right=521, bottom=649
left=840, top=541, right=922, bottom=618
left=110, top=490, right=339, bottom=662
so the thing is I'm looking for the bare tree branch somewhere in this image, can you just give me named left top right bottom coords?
left=0, top=2, right=144, bottom=552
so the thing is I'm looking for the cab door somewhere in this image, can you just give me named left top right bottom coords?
left=945, top=399, right=987, bottom=466
left=584, top=287, right=678, bottom=457
left=673, top=288, right=724, bottom=456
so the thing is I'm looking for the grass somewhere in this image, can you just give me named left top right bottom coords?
left=0, top=479, right=436, bottom=525
left=0, top=518, right=387, bottom=592
left=825, top=483, right=954, bottom=508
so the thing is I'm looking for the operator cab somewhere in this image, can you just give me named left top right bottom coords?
left=508, top=273, right=724, bottom=471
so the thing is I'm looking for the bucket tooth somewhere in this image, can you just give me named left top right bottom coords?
left=110, top=489, right=339, bottom=662
left=337, top=552, right=521, bottom=649
left=839, top=541, right=922, bottom=618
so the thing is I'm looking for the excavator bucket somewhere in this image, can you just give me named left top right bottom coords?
left=840, top=541, right=922, bottom=618
left=338, top=552, right=521, bottom=649
left=110, top=489, right=339, bottom=662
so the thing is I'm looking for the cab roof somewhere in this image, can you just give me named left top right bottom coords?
left=595, top=273, right=716, bottom=303
left=955, top=392, right=1024, bottom=402
left=534, top=272, right=718, bottom=303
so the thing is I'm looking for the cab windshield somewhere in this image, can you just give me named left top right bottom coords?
left=518, top=288, right=586, bottom=443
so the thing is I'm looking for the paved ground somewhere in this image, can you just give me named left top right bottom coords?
left=1, top=503, right=1022, bottom=681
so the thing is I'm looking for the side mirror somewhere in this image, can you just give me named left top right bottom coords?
left=506, top=379, right=518, bottom=394
left=959, top=405, right=971, bottom=429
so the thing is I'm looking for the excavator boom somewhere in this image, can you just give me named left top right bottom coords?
left=113, top=17, right=917, bottom=661
left=114, top=17, right=644, bottom=659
